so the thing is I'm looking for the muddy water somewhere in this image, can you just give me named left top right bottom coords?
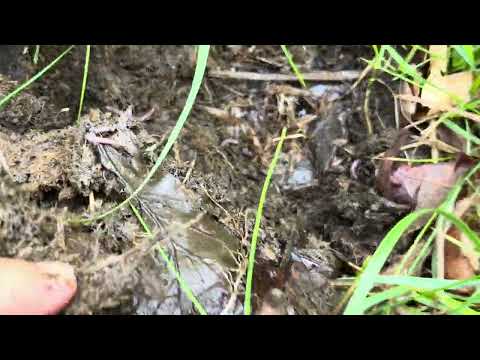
left=0, top=45, right=405, bottom=314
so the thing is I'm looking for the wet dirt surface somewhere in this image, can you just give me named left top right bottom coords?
left=0, top=45, right=411, bottom=314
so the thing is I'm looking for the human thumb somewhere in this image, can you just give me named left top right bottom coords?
left=0, top=258, right=77, bottom=315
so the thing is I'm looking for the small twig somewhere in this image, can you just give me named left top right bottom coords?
left=363, top=79, right=374, bottom=135
left=272, top=133, right=305, bottom=143
left=221, top=256, right=247, bottom=315
left=182, top=156, right=196, bottom=185
left=372, top=78, right=400, bottom=130
left=333, top=282, right=357, bottom=314
left=436, top=225, right=446, bottom=280
left=209, top=69, right=361, bottom=82
left=349, top=63, right=373, bottom=92
left=267, top=84, right=313, bottom=97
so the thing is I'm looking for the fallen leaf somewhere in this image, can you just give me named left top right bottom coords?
left=420, top=45, right=472, bottom=116
left=376, top=129, right=411, bottom=201
left=444, top=194, right=480, bottom=285
left=445, top=227, right=477, bottom=292
left=386, top=155, right=475, bottom=210
left=422, top=71, right=473, bottom=116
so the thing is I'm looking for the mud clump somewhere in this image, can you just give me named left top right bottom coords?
left=0, top=127, right=78, bottom=197
left=0, top=172, right=59, bottom=258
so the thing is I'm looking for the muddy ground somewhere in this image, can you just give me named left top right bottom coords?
left=0, top=45, right=410, bottom=314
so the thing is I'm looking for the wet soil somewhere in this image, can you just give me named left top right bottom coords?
left=0, top=45, right=410, bottom=314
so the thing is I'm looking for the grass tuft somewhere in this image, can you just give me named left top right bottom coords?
left=344, top=159, right=480, bottom=314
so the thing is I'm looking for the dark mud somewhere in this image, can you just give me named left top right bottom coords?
left=0, top=45, right=409, bottom=314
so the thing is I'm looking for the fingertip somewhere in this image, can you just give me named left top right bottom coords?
left=0, top=258, right=77, bottom=315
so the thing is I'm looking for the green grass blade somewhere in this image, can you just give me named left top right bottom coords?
left=0, top=45, right=75, bottom=110
left=375, top=274, right=480, bottom=290
left=76, top=45, right=91, bottom=125
left=244, top=127, right=287, bottom=315
left=450, top=288, right=480, bottom=314
left=435, top=208, right=480, bottom=250
left=384, top=45, right=425, bottom=85
left=462, top=99, right=480, bottom=114
left=396, top=212, right=437, bottom=275
left=343, top=208, right=433, bottom=315
left=471, top=75, right=480, bottom=94
left=281, top=45, right=306, bottom=88
left=360, top=285, right=412, bottom=312
left=452, top=45, right=476, bottom=71
left=434, top=292, right=478, bottom=315
left=412, top=291, right=478, bottom=315
left=443, top=118, right=480, bottom=146
left=129, top=202, right=207, bottom=315
left=404, top=45, right=420, bottom=64
left=81, top=45, right=210, bottom=224
left=373, top=276, right=479, bottom=315
left=408, top=228, right=436, bottom=275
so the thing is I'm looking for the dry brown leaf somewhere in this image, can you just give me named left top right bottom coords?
left=438, top=191, right=480, bottom=283
left=445, top=228, right=477, bottom=287
left=420, top=45, right=472, bottom=115
left=422, top=71, right=473, bottom=115
left=417, top=46, right=468, bottom=115
left=458, top=231, right=479, bottom=271
left=387, top=156, right=474, bottom=210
